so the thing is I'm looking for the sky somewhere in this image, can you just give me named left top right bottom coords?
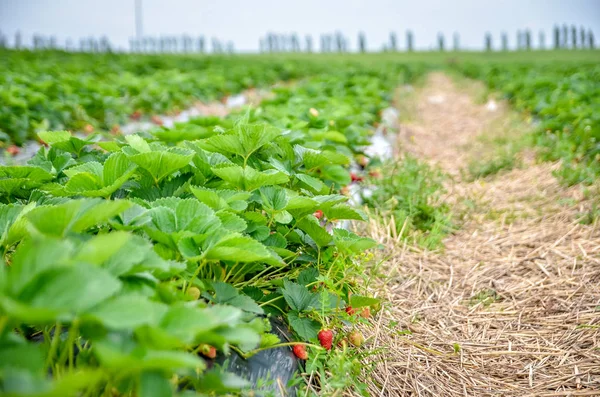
left=1, top=0, right=599, bottom=52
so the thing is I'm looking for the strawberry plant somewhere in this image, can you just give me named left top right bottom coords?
left=0, top=58, right=426, bottom=395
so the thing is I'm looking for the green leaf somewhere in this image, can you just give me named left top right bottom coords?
left=8, top=237, right=73, bottom=296
left=212, top=165, right=289, bottom=191
left=298, top=268, right=319, bottom=286
left=13, top=264, right=121, bottom=320
left=349, top=295, right=381, bottom=309
left=281, top=280, right=318, bottom=312
left=296, top=217, right=332, bottom=247
left=129, top=150, right=194, bottom=183
left=333, top=228, right=377, bottom=254
left=287, top=311, right=320, bottom=341
left=295, top=173, right=326, bottom=193
left=212, top=282, right=263, bottom=314
left=125, top=135, right=152, bottom=153
left=201, top=123, right=280, bottom=158
left=139, top=371, right=173, bottom=397
left=205, top=233, right=280, bottom=265
left=26, top=199, right=132, bottom=237
left=216, top=212, right=247, bottom=232
left=321, top=165, right=351, bottom=186
left=274, top=210, right=293, bottom=224
left=38, top=130, right=94, bottom=154
left=86, top=294, right=167, bottom=330
left=259, top=186, right=288, bottom=211
left=323, top=204, right=366, bottom=221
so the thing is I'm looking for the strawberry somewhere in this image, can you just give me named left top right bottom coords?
left=130, top=110, right=142, bottom=120
left=199, top=344, right=217, bottom=359
left=309, top=108, right=319, bottom=117
left=6, top=145, right=20, bottom=156
left=313, top=209, right=324, bottom=219
left=345, top=306, right=356, bottom=316
left=292, top=344, right=308, bottom=360
left=350, top=173, right=364, bottom=183
left=356, top=155, right=369, bottom=168
left=369, top=169, right=382, bottom=178
left=318, top=329, right=333, bottom=350
left=83, top=124, right=94, bottom=134
left=340, top=186, right=350, bottom=196
left=348, top=331, right=364, bottom=347
left=186, top=287, right=200, bottom=300
left=151, top=115, right=163, bottom=126
left=110, top=125, right=121, bottom=135
left=360, top=307, right=371, bottom=319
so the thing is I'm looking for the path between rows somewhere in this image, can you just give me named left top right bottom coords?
left=358, top=73, right=599, bottom=396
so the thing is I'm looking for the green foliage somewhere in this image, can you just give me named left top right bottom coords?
left=0, top=56, right=421, bottom=395
left=455, top=61, right=600, bottom=185
left=364, top=155, right=452, bottom=249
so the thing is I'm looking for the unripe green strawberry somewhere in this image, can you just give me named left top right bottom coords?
left=186, top=287, right=200, bottom=300
left=292, top=344, right=308, bottom=360
left=318, top=329, right=333, bottom=350
left=348, top=331, right=364, bottom=347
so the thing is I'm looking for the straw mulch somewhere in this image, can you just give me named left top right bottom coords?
left=355, top=73, right=600, bottom=396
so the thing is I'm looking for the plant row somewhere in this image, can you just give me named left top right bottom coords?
left=456, top=60, right=600, bottom=185
left=0, top=61, right=425, bottom=396
left=1, top=50, right=333, bottom=146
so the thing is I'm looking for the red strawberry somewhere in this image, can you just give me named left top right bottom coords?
left=345, top=306, right=356, bottom=316
left=348, top=331, right=364, bottom=347
left=199, top=344, right=217, bottom=359
left=292, top=344, right=308, bottom=360
left=6, top=145, right=20, bottom=156
left=318, top=329, right=333, bottom=350
left=313, top=210, right=324, bottom=219
left=350, top=173, right=364, bottom=182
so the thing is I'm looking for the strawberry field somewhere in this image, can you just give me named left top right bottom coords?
left=0, top=49, right=599, bottom=396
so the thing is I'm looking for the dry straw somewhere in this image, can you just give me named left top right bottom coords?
left=350, top=73, right=600, bottom=396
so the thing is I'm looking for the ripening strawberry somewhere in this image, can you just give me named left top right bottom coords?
left=318, top=329, right=333, bottom=350
left=360, top=307, right=371, bottom=319
left=6, top=145, right=20, bottom=156
left=309, top=108, right=319, bottom=117
left=313, top=210, right=324, bottom=219
left=130, top=110, right=142, bottom=120
left=200, top=344, right=217, bottom=359
left=340, top=186, right=350, bottom=196
left=369, top=169, right=382, bottom=179
left=83, top=124, right=94, bottom=134
left=292, top=344, right=308, bottom=360
left=110, top=125, right=121, bottom=135
left=356, top=155, right=369, bottom=168
left=151, top=115, right=163, bottom=126
left=348, top=331, right=364, bottom=347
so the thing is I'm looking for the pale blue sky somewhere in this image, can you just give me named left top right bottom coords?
left=1, top=0, right=599, bottom=52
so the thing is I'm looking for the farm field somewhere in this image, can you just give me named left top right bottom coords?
left=0, top=49, right=599, bottom=396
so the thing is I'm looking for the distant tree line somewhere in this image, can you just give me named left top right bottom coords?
left=0, top=32, right=234, bottom=53
left=0, top=25, right=596, bottom=53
